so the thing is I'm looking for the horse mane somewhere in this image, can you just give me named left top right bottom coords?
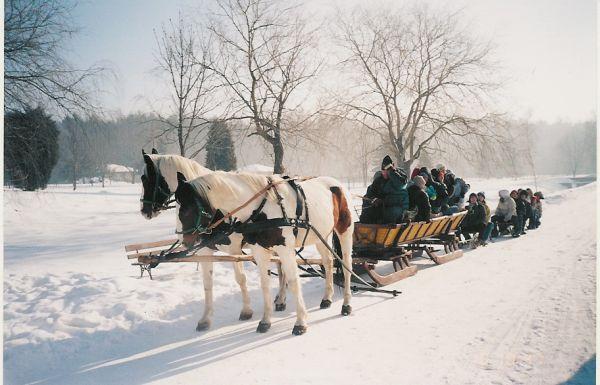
left=188, top=171, right=279, bottom=210
left=148, top=154, right=211, bottom=191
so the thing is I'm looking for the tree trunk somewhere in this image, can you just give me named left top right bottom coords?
left=273, top=139, right=285, bottom=174
left=72, top=162, right=77, bottom=191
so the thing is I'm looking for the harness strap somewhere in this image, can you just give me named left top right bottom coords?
left=205, top=177, right=303, bottom=232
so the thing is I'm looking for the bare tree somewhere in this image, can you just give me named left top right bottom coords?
left=334, top=6, right=503, bottom=173
left=153, top=13, right=219, bottom=157
left=564, top=128, right=587, bottom=178
left=208, top=0, right=321, bottom=173
left=4, top=0, right=104, bottom=113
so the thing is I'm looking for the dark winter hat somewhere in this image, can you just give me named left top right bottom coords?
left=381, top=155, right=394, bottom=170
left=431, top=168, right=439, bottom=179
left=477, top=191, right=486, bottom=199
left=534, top=191, right=544, bottom=199
left=519, top=190, right=528, bottom=197
left=419, top=172, right=429, bottom=181
left=468, top=192, right=477, bottom=200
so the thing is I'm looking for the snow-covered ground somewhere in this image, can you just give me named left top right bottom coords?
left=4, top=175, right=596, bottom=385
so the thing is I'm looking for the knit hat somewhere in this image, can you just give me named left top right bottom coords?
left=499, top=189, right=509, bottom=198
left=435, top=163, right=446, bottom=172
left=468, top=192, right=477, bottom=200
left=534, top=191, right=544, bottom=199
left=413, top=175, right=426, bottom=188
left=411, top=167, right=421, bottom=179
left=419, top=172, right=429, bottom=181
left=381, top=155, right=394, bottom=170
left=477, top=191, right=486, bottom=199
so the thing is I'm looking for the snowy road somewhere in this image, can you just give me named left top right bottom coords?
left=3, top=177, right=596, bottom=385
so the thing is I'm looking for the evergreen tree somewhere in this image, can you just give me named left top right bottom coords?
left=205, top=121, right=237, bottom=171
left=5, top=108, right=59, bottom=190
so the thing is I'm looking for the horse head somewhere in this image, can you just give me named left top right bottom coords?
left=174, top=172, right=215, bottom=247
left=140, top=149, right=172, bottom=219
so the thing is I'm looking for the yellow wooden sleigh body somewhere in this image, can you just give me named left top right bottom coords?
left=351, top=212, right=467, bottom=286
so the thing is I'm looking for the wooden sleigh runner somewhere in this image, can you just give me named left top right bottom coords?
left=352, top=211, right=467, bottom=287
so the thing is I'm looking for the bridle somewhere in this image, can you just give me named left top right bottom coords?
left=176, top=193, right=215, bottom=235
left=140, top=164, right=176, bottom=213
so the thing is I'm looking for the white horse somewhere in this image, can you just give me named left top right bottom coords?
left=139, top=149, right=254, bottom=329
left=175, top=171, right=354, bottom=335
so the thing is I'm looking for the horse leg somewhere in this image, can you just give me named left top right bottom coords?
left=251, top=247, right=273, bottom=333
left=336, top=228, right=354, bottom=316
left=196, top=261, right=214, bottom=331
left=274, top=261, right=287, bottom=311
left=315, top=241, right=334, bottom=309
left=232, top=261, right=253, bottom=320
left=275, top=245, right=308, bottom=336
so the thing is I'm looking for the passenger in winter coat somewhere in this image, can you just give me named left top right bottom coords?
left=478, top=191, right=494, bottom=243
left=477, top=192, right=491, bottom=223
left=449, top=176, right=470, bottom=209
left=514, top=190, right=529, bottom=235
left=435, top=164, right=446, bottom=182
left=532, top=191, right=544, bottom=228
left=444, top=170, right=455, bottom=197
left=429, top=168, right=449, bottom=214
left=491, top=189, right=518, bottom=237
left=359, top=171, right=386, bottom=224
left=407, top=175, right=431, bottom=222
left=419, top=172, right=437, bottom=201
left=459, top=193, right=487, bottom=240
left=380, top=155, right=409, bottom=224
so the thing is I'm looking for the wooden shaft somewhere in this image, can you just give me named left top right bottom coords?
left=137, top=254, right=324, bottom=265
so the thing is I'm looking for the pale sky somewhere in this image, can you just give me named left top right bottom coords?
left=69, top=0, right=596, bottom=122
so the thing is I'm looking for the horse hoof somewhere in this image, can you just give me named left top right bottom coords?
left=239, top=310, right=253, bottom=320
left=256, top=321, right=271, bottom=333
left=341, top=305, right=352, bottom=316
left=196, top=320, right=211, bottom=331
left=275, top=303, right=286, bottom=312
left=292, top=325, right=307, bottom=336
left=320, top=299, right=332, bottom=309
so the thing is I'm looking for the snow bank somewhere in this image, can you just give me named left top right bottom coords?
left=3, top=177, right=596, bottom=384
left=106, top=164, right=134, bottom=173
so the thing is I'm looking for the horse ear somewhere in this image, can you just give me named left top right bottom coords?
left=151, top=148, right=159, bottom=154
left=175, top=172, right=188, bottom=202
left=142, top=149, right=146, bottom=155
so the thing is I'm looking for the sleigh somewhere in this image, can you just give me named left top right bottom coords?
left=351, top=211, right=467, bottom=287
left=125, top=212, right=466, bottom=289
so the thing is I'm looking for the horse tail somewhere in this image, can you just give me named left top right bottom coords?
left=330, top=186, right=352, bottom=234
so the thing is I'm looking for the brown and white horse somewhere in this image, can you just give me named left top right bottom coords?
left=139, top=150, right=254, bottom=329
left=174, top=171, right=354, bottom=335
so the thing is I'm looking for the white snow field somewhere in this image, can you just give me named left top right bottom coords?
left=4, top=176, right=596, bottom=385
